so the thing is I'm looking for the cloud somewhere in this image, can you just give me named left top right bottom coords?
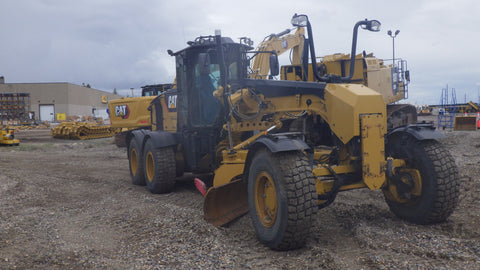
left=0, top=0, right=479, bottom=104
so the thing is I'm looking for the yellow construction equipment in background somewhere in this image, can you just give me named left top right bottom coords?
left=0, top=126, right=19, bottom=145
left=468, top=101, right=479, bottom=112
left=50, top=122, right=116, bottom=140
left=108, top=84, right=175, bottom=146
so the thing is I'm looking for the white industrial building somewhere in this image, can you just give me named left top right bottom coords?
left=0, top=76, right=121, bottom=122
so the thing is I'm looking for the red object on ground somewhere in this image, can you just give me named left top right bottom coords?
left=194, top=178, right=207, bottom=197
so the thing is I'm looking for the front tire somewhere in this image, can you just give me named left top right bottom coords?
left=383, top=135, right=460, bottom=224
left=248, top=150, right=317, bottom=250
left=143, top=139, right=176, bottom=194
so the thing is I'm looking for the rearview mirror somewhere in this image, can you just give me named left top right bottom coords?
left=291, top=14, right=308, bottom=27
left=269, top=54, right=279, bottom=77
left=361, top=19, right=381, bottom=32
left=405, top=70, right=410, bottom=82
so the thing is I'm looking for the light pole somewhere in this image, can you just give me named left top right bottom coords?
left=388, top=30, right=400, bottom=93
left=387, top=29, right=400, bottom=65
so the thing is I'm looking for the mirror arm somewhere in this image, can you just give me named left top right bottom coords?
left=340, top=20, right=363, bottom=83
left=305, top=20, right=323, bottom=82
left=215, top=31, right=228, bottom=90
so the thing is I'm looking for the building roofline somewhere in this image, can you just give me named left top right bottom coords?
left=2, top=82, right=71, bottom=85
left=0, top=82, right=122, bottom=96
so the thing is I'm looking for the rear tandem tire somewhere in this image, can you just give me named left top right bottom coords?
left=143, top=139, right=176, bottom=194
left=128, top=139, right=146, bottom=186
left=247, top=150, right=318, bottom=250
left=384, top=136, right=460, bottom=224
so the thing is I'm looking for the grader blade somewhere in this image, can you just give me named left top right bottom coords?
left=203, top=179, right=248, bottom=226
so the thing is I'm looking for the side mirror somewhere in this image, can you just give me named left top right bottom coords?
left=198, top=53, right=211, bottom=75
left=361, top=19, right=381, bottom=32
left=269, top=54, right=279, bottom=77
left=291, top=14, right=308, bottom=27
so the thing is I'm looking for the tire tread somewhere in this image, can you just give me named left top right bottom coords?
left=422, top=140, right=459, bottom=223
left=145, top=143, right=176, bottom=194
left=272, top=151, right=318, bottom=250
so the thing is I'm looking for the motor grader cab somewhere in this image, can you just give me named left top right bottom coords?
left=141, top=83, right=174, bottom=97
left=125, top=15, right=459, bottom=250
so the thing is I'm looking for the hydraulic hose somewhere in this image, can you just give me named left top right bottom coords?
left=318, top=166, right=345, bottom=209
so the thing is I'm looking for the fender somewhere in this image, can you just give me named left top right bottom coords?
left=242, top=135, right=310, bottom=182
left=144, top=130, right=178, bottom=149
left=250, top=136, right=310, bottom=153
left=387, top=123, right=446, bottom=141
left=127, top=129, right=177, bottom=156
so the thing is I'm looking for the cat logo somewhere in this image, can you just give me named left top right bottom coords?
left=166, top=94, right=177, bottom=112
left=115, top=105, right=130, bottom=119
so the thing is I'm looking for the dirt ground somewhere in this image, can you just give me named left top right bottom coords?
left=0, top=121, right=479, bottom=269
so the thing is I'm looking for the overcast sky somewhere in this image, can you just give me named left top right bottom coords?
left=1, top=0, right=479, bottom=104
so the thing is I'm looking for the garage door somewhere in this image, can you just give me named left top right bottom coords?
left=39, top=105, right=55, bottom=122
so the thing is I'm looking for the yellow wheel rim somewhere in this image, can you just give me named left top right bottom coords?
left=146, top=151, right=155, bottom=183
left=130, top=148, right=138, bottom=175
left=385, top=168, right=422, bottom=203
left=254, top=171, right=277, bottom=228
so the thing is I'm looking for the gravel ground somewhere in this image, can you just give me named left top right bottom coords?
left=0, top=124, right=479, bottom=269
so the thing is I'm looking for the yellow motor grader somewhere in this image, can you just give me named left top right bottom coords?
left=121, top=15, right=459, bottom=250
